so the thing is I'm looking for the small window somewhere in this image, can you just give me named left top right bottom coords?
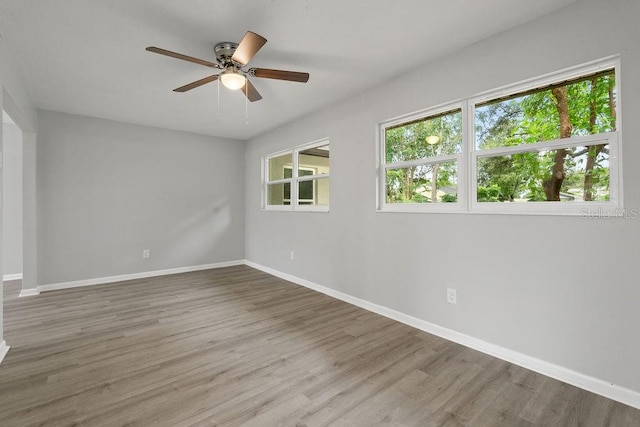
left=264, top=139, right=330, bottom=211
left=381, top=106, right=462, bottom=210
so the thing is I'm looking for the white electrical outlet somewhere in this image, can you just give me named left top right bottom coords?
left=142, top=249, right=150, bottom=259
left=290, top=250, right=295, bottom=260
left=446, top=288, right=457, bottom=304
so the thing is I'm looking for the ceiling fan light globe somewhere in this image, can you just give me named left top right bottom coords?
left=220, top=71, right=247, bottom=90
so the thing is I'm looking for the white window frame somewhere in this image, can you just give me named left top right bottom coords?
left=377, top=56, right=622, bottom=216
left=263, top=138, right=330, bottom=212
left=378, top=102, right=467, bottom=213
left=470, top=132, right=619, bottom=215
left=283, top=166, right=316, bottom=205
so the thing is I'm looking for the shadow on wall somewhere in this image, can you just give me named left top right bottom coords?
left=166, top=199, right=233, bottom=262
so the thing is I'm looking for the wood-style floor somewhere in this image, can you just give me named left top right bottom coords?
left=1, top=266, right=639, bottom=426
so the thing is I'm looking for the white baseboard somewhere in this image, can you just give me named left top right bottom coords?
left=3, top=273, right=23, bottom=281
left=0, top=341, right=9, bottom=365
left=19, top=288, right=40, bottom=297
left=38, top=260, right=245, bottom=293
left=244, top=260, right=640, bottom=410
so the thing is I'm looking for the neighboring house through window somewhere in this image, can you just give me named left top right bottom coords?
left=264, top=139, right=330, bottom=211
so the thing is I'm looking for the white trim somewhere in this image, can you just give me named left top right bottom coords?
left=474, top=132, right=613, bottom=158
left=459, top=101, right=471, bottom=212
left=284, top=165, right=318, bottom=205
left=3, top=273, right=23, bottom=281
left=265, top=178, right=291, bottom=185
left=292, top=205, right=330, bottom=213
left=19, top=288, right=40, bottom=297
left=297, top=173, right=328, bottom=183
left=614, top=56, right=623, bottom=212
left=262, top=204, right=330, bottom=213
left=0, top=341, right=9, bottom=365
left=378, top=202, right=464, bottom=214
left=292, top=147, right=299, bottom=206
left=37, top=260, right=245, bottom=293
left=244, top=260, right=640, bottom=410
left=384, top=154, right=460, bottom=170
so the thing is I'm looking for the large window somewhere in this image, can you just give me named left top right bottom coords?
left=264, top=139, right=330, bottom=211
left=379, top=57, right=621, bottom=215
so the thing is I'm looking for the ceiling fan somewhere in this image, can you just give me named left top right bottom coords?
left=146, top=31, right=309, bottom=102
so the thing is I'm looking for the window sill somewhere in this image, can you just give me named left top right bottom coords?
left=263, top=206, right=330, bottom=213
left=377, top=203, right=463, bottom=214
left=376, top=203, right=632, bottom=217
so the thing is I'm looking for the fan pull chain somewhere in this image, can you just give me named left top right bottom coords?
left=245, top=85, right=249, bottom=125
left=216, top=79, right=221, bottom=121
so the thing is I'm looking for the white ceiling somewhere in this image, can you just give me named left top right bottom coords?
left=0, top=0, right=575, bottom=141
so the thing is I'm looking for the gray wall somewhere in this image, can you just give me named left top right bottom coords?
left=2, top=121, right=22, bottom=276
left=1, top=35, right=38, bottom=348
left=245, top=0, right=640, bottom=394
left=21, top=131, right=37, bottom=290
left=37, top=110, right=245, bottom=285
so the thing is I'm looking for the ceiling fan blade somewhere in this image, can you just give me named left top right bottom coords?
left=250, top=68, right=309, bottom=83
left=174, top=75, right=219, bottom=92
left=146, top=47, right=219, bottom=68
left=231, top=31, right=267, bottom=66
left=241, top=79, right=263, bottom=102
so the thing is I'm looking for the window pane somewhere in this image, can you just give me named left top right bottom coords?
left=299, top=144, right=330, bottom=176
left=386, top=162, right=458, bottom=204
left=477, top=144, right=609, bottom=202
left=283, top=167, right=314, bottom=203
left=298, top=178, right=329, bottom=206
left=267, top=153, right=293, bottom=181
left=299, top=180, right=314, bottom=201
left=475, top=71, right=616, bottom=150
left=267, top=183, right=289, bottom=206
left=385, top=110, right=462, bottom=163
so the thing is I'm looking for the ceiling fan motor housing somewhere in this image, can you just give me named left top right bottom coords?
left=214, top=42, right=238, bottom=66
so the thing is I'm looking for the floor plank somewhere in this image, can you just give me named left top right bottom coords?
left=1, top=267, right=639, bottom=426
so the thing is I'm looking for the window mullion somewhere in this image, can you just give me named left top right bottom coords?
left=297, top=174, right=329, bottom=182
left=476, top=133, right=614, bottom=158
left=385, top=155, right=459, bottom=170
left=461, top=100, right=473, bottom=211
left=267, top=178, right=293, bottom=185
left=292, top=149, right=299, bottom=207
left=262, top=157, right=267, bottom=209
left=608, top=132, right=620, bottom=205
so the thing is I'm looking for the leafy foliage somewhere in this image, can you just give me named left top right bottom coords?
left=475, top=72, right=615, bottom=202
left=385, top=111, right=461, bottom=203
